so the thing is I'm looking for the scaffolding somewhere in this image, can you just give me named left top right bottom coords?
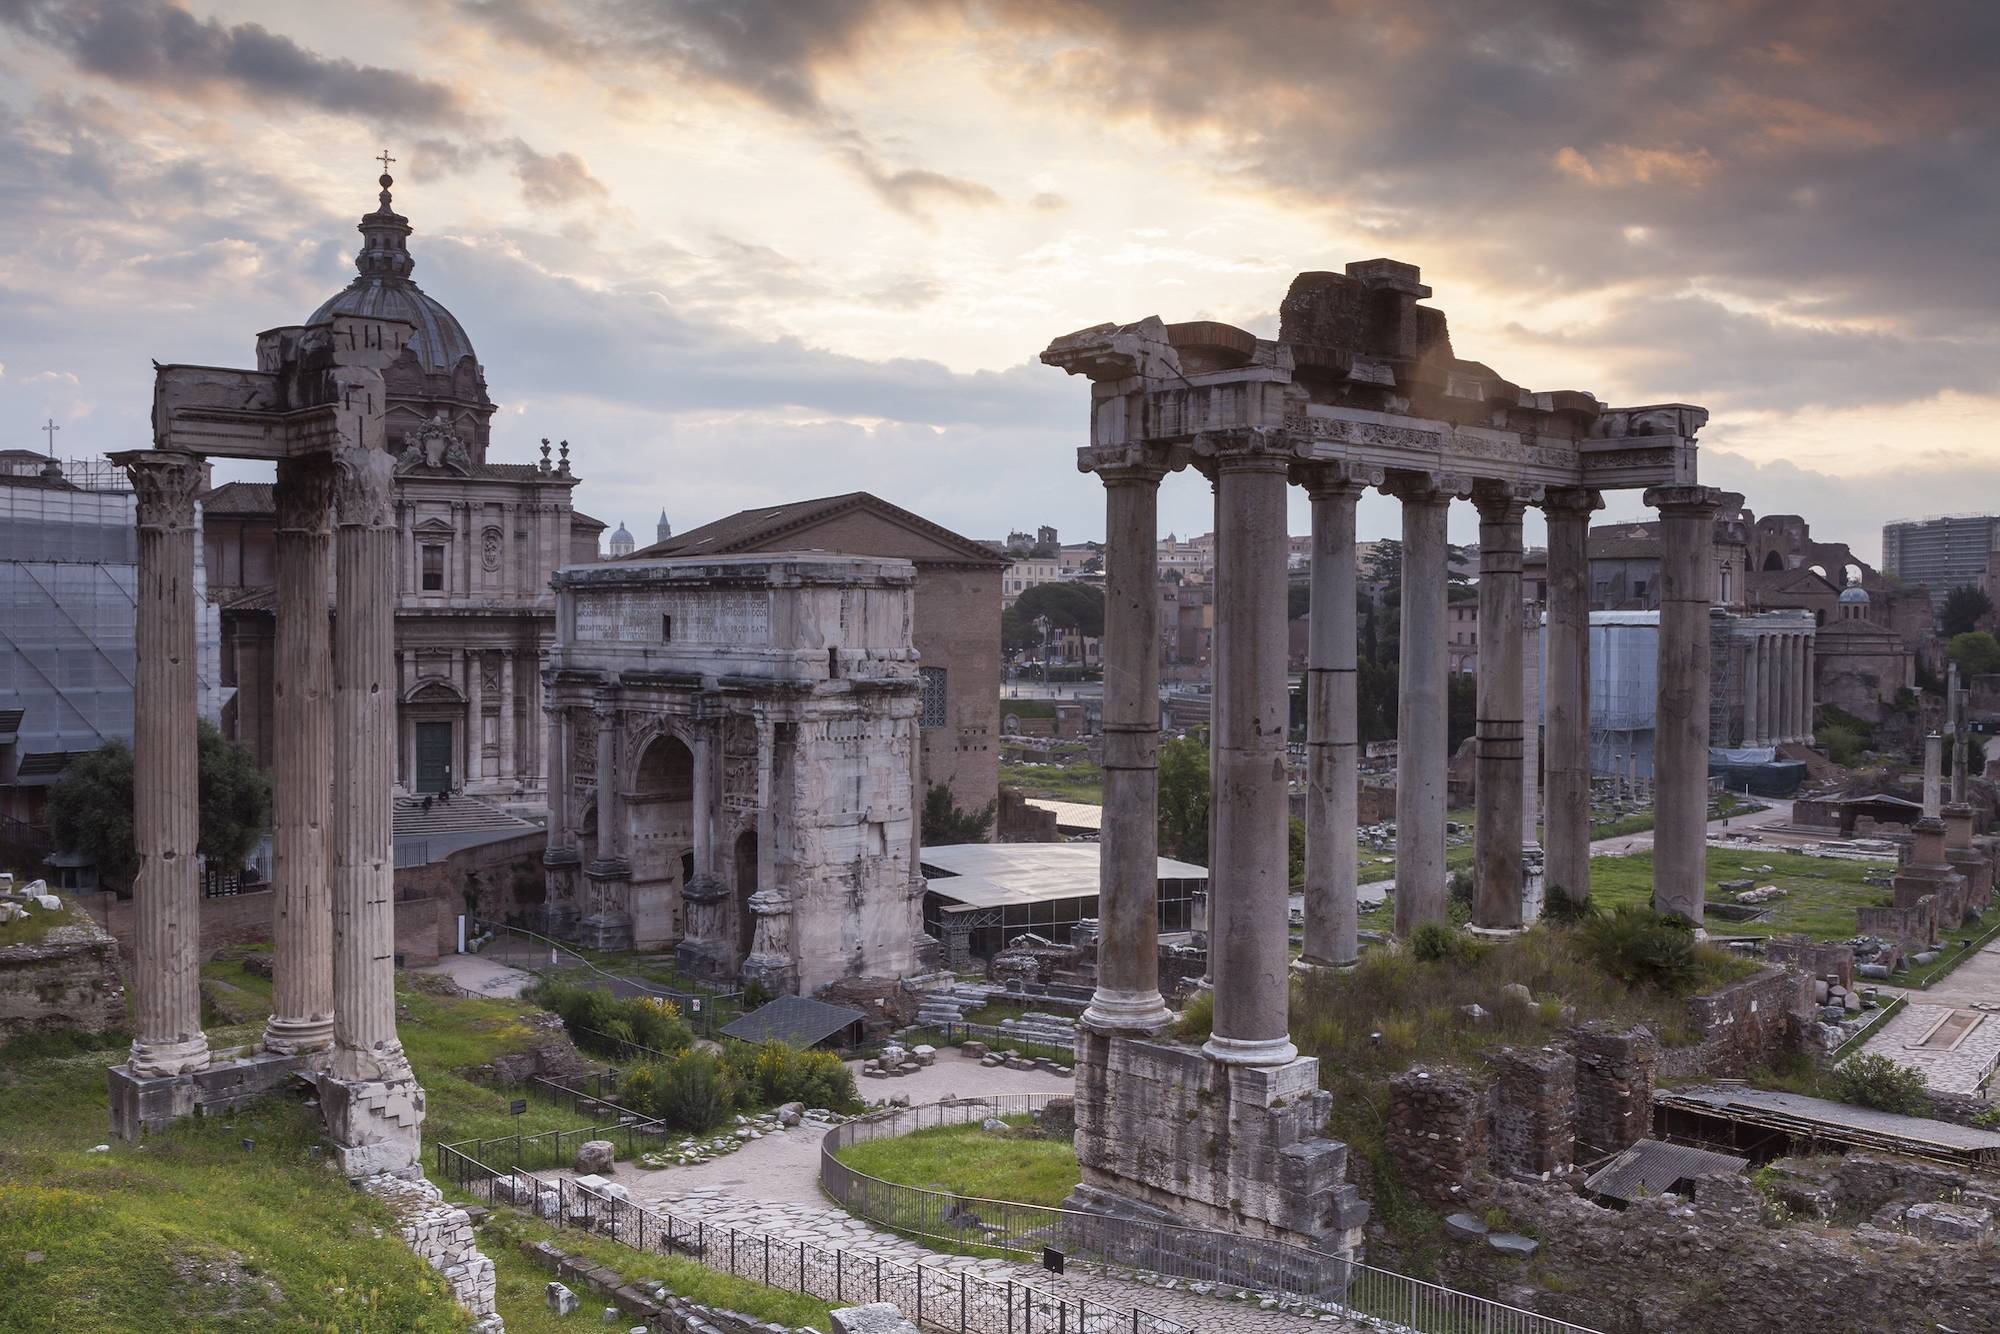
left=1587, top=612, right=1657, bottom=783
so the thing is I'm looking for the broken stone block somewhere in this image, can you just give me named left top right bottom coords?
left=547, top=1281, right=579, bottom=1314
left=831, top=1303, right=924, bottom=1334
left=981, top=1117, right=1007, bottom=1131
left=574, top=1140, right=615, bottom=1175
left=1487, top=1232, right=1539, bottom=1257
left=1460, top=1003, right=1490, bottom=1023
left=1500, top=983, right=1533, bottom=1006
left=1443, top=1212, right=1489, bottom=1241
left=777, top=1102, right=804, bottom=1126
left=1905, top=1201, right=1991, bottom=1243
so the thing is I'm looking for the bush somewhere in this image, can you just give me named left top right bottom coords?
left=1541, top=884, right=1597, bottom=924
left=1409, top=921, right=1477, bottom=964
left=652, top=1050, right=744, bottom=1133
left=721, top=1039, right=858, bottom=1112
left=526, top=977, right=694, bottom=1057
left=1579, top=906, right=1696, bottom=991
left=1830, top=1052, right=1930, bottom=1116
left=1173, top=989, right=1214, bottom=1042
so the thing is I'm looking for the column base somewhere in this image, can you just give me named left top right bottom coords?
left=575, top=912, right=633, bottom=952
left=1466, top=924, right=1527, bottom=941
left=1072, top=1031, right=1367, bottom=1265
left=108, top=1049, right=308, bottom=1140
left=262, top=1016, right=336, bottom=1059
left=1201, top=1031, right=1299, bottom=1067
left=739, top=951, right=798, bottom=998
left=319, top=1067, right=426, bottom=1178
left=127, top=1033, right=212, bottom=1080
left=1291, top=955, right=1359, bottom=976
left=1079, top=988, right=1174, bottom=1036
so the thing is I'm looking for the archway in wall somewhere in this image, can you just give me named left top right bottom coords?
left=627, top=734, right=695, bottom=949
left=735, top=830, right=759, bottom=960
left=404, top=679, right=466, bottom=793
left=1762, top=551, right=1784, bottom=572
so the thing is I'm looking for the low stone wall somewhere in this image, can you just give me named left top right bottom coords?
left=1657, top=965, right=1814, bottom=1079
left=361, top=1173, right=500, bottom=1331
left=0, top=911, right=124, bottom=1038
left=1765, top=937, right=1854, bottom=990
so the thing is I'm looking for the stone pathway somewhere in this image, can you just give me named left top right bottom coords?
left=413, top=952, right=537, bottom=999
left=1860, top=1002, right=2000, bottom=1094
left=539, top=1054, right=1356, bottom=1332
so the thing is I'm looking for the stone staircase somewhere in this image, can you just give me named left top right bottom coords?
left=912, top=982, right=995, bottom=1029
left=996, top=1011, right=1080, bottom=1048
left=392, top=794, right=538, bottom=841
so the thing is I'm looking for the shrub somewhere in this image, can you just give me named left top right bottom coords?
left=1579, top=906, right=1696, bottom=991
left=1541, top=884, right=1596, bottom=924
left=652, top=1050, right=744, bottom=1133
left=721, top=1039, right=858, bottom=1112
left=1409, top=921, right=1477, bottom=964
left=1174, top=989, right=1214, bottom=1042
left=526, top=977, right=693, bottom=1057
left=1830, top=1052, right=1930, bottom=1116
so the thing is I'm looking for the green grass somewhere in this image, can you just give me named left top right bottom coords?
left=475, top=1204, right=837, bottom=1332
left=960, top=1000, right=1036, bottom=1026
left=0, top=893, right=87, bottom=949
left=1357, top=808, right=1479, bottom=886
left=997, top=758, right=1103, bottom=804
left=832, top=1117, right=1080, bottom=1208
left=998, top=700, right=1058, bottom=721
left=1585, top=846, right=1896, bottom=939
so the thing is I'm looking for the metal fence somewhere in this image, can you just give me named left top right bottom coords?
left=435, top=1141, right=1192, bottom=1334
left=822, top=1097, right=1604, bottom=1334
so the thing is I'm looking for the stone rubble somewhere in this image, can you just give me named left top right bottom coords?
left=360, top=1172, right=500, bottom=1326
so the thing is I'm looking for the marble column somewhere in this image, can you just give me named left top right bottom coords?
left=1543, top=489, right=1601, bottom=905
left=117, top=450, right=212, bottom=1078
left=1204, top=445, right=1296, bottom=1067
left=545, top=702, right=569, bottom=847
left=498, top=649, right=517, bottom=788
left=1385, top=472, right=1454, bottom=934
left=1804, top=636, right=1816, bottom=743
left=1520, top=600, right=1545, bottom=918
left=1742, top=635, right=1760, bottom=747
left=1764, top=637, right=1780, bottom=745
left=692, top=723, right=713, bottom=877
left=464, top=651, right=484, bottom=785
left=594, top=699, right=620, bottom=860
left=1084, top=455, right=1173, bottom=1034
left=326, top=436, right=423, bottom=1173
left=1647, top=485, right=1723, bottom=925
left=264, top=455, right=336, bottom=1056
left=1299, top=466, right=1366, bottom=969
left=1473, top=483, right=1529, bottom=931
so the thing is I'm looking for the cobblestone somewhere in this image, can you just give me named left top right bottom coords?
left=1862, top=1002, right=2000, bottom=1094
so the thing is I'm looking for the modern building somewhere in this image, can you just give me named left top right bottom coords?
left=1001, top=554, right=1065, bottom=605
left=918, top=841, right=1207, bottom=964
left=1883, top=515, right=1998, bottom=609
left=632, top=491, right=1006, bottom=826
left=0, top=462, right=223, bottom=830
left=206, top=175, right=606, bottom=799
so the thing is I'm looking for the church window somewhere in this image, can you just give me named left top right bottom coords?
left=421, top=544, right=444, bottom=591
left=920, top=666, right=947, bottom=728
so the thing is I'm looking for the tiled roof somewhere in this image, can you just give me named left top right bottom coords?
left=1583, top=1138, right=1747, bottom=1204
left=635, top=492, right=1007, bottom=567
left=203, top=481, right=275, bottom=514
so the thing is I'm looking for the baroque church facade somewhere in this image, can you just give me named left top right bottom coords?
left=205, top=178, right=606, bottom=799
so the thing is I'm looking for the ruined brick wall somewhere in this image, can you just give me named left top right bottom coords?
left=1386, top=1067, right=1487, bottom=1206
left=995, top=787, right=1059, bottom=842
left=1765, top=938, right=1855, bottom=990
left=1489, top=1046, right=1575, bottom=1179
left=1391, top=1171, right=1999, bottom=1334
left=1570, top=1025, right=1657, bottom=1160
left=1657, top=965, right=1813, bottom=1079
left=0, top=919, right=123, bottom=1038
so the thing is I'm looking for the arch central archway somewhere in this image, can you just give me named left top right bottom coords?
left=734, top=830, right=759, bottom=961
left=626, top=733, right=695, bottom=949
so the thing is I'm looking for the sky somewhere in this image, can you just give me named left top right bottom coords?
left=2, top=1, right=1997, bottom=558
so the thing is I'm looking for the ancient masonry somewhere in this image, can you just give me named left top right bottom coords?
left=541, top=553, right=926, bottom=992
left=1042, top=260, right=1710, bottom=1257
left=107, top=173, right=430, bottom=1182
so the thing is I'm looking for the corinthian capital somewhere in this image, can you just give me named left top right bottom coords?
left=275, top=454, right=338, bottom=534
left=332, top=444, right=394, bottom=528
left=113, top=450, right=206, bottom=531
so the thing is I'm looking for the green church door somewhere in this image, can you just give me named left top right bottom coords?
left=415, top=722, right=453, bottom=794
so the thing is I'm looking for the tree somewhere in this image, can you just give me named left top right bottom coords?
left=48, top=720, right=271, bottom=892
left=922, top=784, right=995, bottom=845
left=1288, top=816, right=1306, bottom=886
left=999, top=604, right=1040, bottom=658
left=1947, top=631, right=2000, bottom=680
left=1941, top=585, right=1993, bottom=638
left=1157, top=734, right=1210, bottom=864
left=1012, top=582, right=1105, bottom=639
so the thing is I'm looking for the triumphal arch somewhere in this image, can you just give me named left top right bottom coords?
left=1044, top=260, right=1715, bottom=1256
left=542, top=552, right=926, bottom=995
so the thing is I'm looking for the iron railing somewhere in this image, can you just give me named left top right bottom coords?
left=821, top=1097, right=1604, bottom=1334
left=470, top=918, right=744, bottom=1036
left=435, top=1141, right=1192, bottom=1334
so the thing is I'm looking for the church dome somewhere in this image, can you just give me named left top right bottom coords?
left=308, top=170, right=477, bottom=375
left=1838, top=583, right=1871, bottom=604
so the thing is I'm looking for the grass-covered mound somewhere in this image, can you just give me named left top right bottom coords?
left=831, top=1115, right=1080, bottom=1208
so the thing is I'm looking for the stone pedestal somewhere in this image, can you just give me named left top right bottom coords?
left=109, top=1050, right=306, bottom=1141
left=672, top=873, right=730, bottom=977
left=1069, top=1032, right=1368, bottom=1261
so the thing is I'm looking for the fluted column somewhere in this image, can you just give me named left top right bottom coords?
left=1204, top=444, right=1296, bottom=1067
left=546, top=700, right=570, bottom=847
left=116, top=450, right=211, bottom=1078
left=1299, top=465, right=1366, bottom=969
left=1543, top=488, right=1601, bottom=905
left=1084, top=455, right=1173, bottom=1034
left=1804, top=636, right=1816, bottom=744
left=1742, top=634, right=1760, bottom=746
left=264, top=455, right=336, bottom=1056
left=1473, top=483, right=1530, bottom=931
left=331, top=441, right=415, bottom=1087
left=1647, top=485, right=1723, bottom=925
left=498, top=649, right=517, bottom=787
left=1762, top=638, right=1778, bottom=745
left=1385, top=471, right=1456, bottom=935
left=594, top=698, right=620, bottom=860
left=464, top=652, right=484, bottom=785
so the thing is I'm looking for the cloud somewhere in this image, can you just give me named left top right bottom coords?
left=400, top=134, right=610, bottom=209
left=1, top=0, right=466, bottom=123
left=839, top=146, right=1000, bottom=219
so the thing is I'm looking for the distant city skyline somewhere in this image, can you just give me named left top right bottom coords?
left=4, top=2, right=1995, bottom=561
